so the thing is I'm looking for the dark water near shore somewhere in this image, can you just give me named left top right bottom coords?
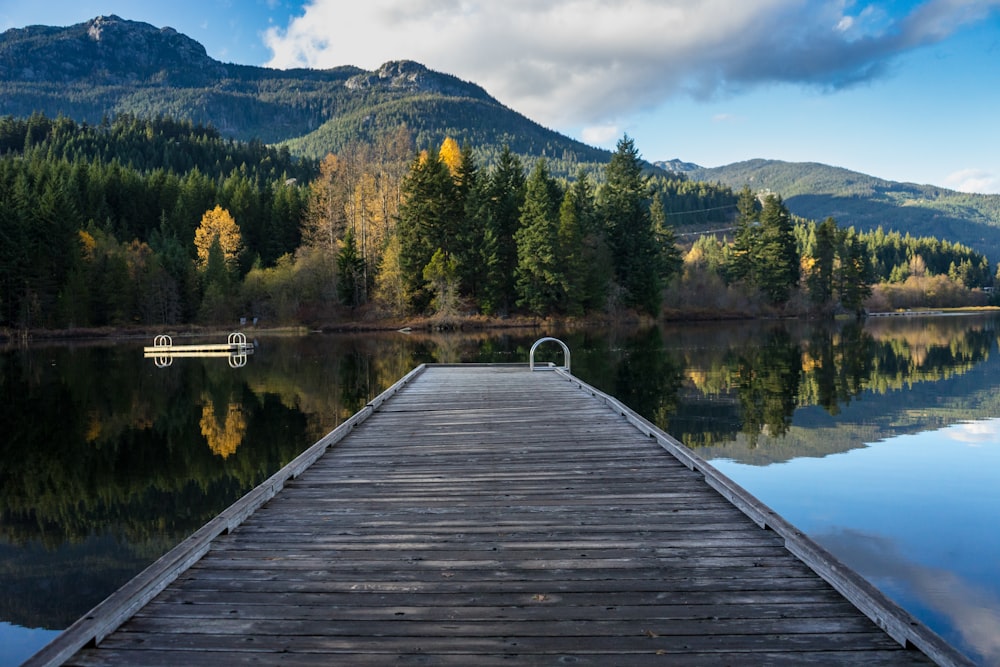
left=2, top=315, right=999, bottom=665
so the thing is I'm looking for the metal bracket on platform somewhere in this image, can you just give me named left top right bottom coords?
left=529, top=337, right=570, bottom=373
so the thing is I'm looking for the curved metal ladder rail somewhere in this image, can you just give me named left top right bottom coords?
left=529, top=337, right=570, bottom=373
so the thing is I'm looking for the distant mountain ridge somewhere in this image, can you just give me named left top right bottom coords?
left=0, top=15, right=610, bottom=167
left=657, top=158, right=1000, bottom=260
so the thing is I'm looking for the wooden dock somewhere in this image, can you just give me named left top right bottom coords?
left=142, top=332, right=255, bottom=357
left=28, top=363, right=972, bottom=666
left=142, top=332, right=254, bottom=367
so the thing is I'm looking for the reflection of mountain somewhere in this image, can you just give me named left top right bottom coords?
left=816, top=529, right=1000, bottom=666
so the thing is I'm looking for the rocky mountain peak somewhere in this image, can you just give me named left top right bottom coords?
left=0, top=15, right=227, bottom=85
left=345, top=59, right=492, bottom=101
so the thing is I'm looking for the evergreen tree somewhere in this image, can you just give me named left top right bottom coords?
left=557, top=182, right=587, bottom=316
left=727, top=186, right=761, bottom=285
left=600, top=135, right=661, bottom=316
left=515, top=159, right=564, bottom=315
left=453, top=143, right=486, bottom=300
left=481, top=145, right=525, bottom=315
left=756, top=194, right=799, bottom=304
left=565, top=172, right=612, bottom=312
left=649, top=193, right=683, bottom=285
left=807, top=217, right=838, bottom=310
left=396, top=150, right=460, bottom=312
left=422, top=248, right=460, bottom=316
left=336, top=228, right=364, bottom=307
left=837, top=228, right=874, bottom=317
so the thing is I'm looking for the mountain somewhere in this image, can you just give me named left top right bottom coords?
left=658, top=158, right=1000, bottom=260
left=0, top=15, right=611, bottom=170
left=4, top=15, right=1000, bottom=259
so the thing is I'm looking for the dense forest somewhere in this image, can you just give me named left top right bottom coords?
left=0, top=112, right=994, bottom=332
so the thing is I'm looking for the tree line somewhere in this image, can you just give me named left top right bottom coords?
left=0, top=112, right=994, bottom=330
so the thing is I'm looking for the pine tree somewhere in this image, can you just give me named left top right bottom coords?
left=515, top=159, right=564, bottom=315
left=600, top=135, right=661, bottom=316
left=564, top=172, right=610, bottom=312
left=481, top=145, right=525, bottom=315
left=807, top=217, right=838, bottom=309
left=396, top=150, right=460, bottom=312
left=756, top=194, right=799, bottom=305
left=422, top=248, right=460, bottom=316
left=649, top=194, right=682, bottom=285
left=837, top=228, right=874, bottom=317
left=728, top=186, right=761, bottom=285
left=453, top=143, right=485, bottom=301
left=336, top=228, right=364, bottom=307
left=557, top=184, right=586, bottom=316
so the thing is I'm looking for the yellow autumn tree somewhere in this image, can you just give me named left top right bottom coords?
left=194, top=205, right=242, bottom=269
left=302, top=153, right=348, bottom=256
left=439, top=136, right=462, bottom=177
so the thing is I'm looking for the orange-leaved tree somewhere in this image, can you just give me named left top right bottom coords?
left=194, top=205, right=242, bottom=270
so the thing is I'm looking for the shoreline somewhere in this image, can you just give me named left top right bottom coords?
left=3, top=306, right=998, bottom=347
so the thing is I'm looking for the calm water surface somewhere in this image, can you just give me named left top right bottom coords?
left=2, top=316, right=999, bottom=665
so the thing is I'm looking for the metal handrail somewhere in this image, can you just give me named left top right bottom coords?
left=529, top=337, right=570, bottom=372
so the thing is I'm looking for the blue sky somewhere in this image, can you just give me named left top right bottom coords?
left=3, top=1, right=999, bottom=193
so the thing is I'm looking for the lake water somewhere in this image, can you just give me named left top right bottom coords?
left=2, top=315, right=999, bottom=665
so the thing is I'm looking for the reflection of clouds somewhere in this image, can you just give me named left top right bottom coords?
left=944, top=419, right=1000, bottom=446
left=816, top=529, right=1000, bottom=665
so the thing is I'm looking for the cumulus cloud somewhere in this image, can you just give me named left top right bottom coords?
left=580, top=124, right=621, bottom=146
left=944, top=168, right=1000, bottom=194
left=263, top=0, right=1000, bottom=128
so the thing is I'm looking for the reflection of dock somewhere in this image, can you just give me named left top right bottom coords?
left=29, top=345, right=970, bottom=665
left=143, top=332, right=254, bottom=367
left=869, top=310, right=944, bottom=317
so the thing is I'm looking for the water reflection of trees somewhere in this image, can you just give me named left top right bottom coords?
left=3, top=321, right=995, bottom=544
left=0, top=332, right=532, bottom=552
left=2, top=317, right=998, bottom=628
left=732, top=328, right=802, bottom=445
left=645, top=316, right=997, bottom=449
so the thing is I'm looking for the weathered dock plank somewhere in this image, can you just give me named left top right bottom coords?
left=31, top=364, right=972, bottom=666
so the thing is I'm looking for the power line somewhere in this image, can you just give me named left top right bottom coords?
left=663, top=203, right=738, bottom=217
left=675, top=226, right=737, bottom=237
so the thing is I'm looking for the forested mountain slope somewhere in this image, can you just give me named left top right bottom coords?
left=0, top=15, right=610, bottom=173
left=664, top=159, right=1000, bottom=260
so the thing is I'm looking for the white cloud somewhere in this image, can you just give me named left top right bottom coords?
left=712, top=113, right=742, bottom=124
left=944, top=168, right=1000, bottom=194
left=263, top=0, right=1000, bottom=129
left=580, top=124, right=620, bottom=147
